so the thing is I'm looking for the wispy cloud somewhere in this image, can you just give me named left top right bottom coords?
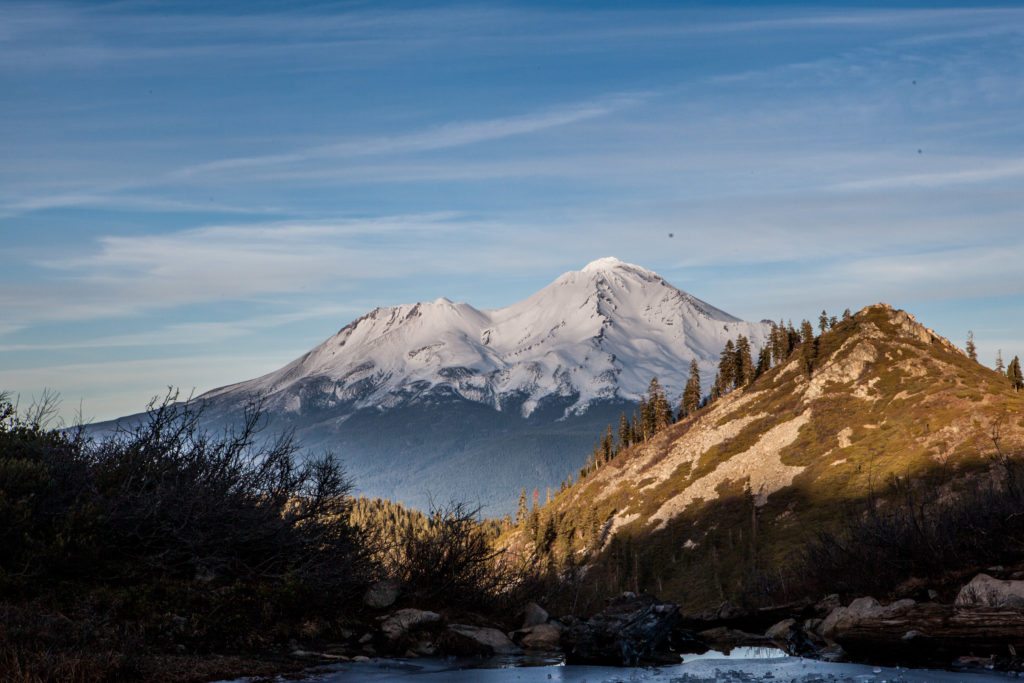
left=171, top=93, right=650, bottom=178
left=831, top=159, right=1024, bottom=191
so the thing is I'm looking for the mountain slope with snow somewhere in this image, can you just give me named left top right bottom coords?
left=99, top=258, right=771, bottom=513
left=206, top=257, right=771, bottom=419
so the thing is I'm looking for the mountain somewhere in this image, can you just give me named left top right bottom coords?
left=517, top=303, right=1024, bottom=609
left=98, top=258, right=771, bottom=514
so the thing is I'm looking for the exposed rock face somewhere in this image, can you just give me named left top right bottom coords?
left=363, top=580, right=401, bottom=609
left=379, top=609, right=441, bottom=640
left=563, top=593, right=680, bottom=666
left=955, top=573, right=1024, bottom=608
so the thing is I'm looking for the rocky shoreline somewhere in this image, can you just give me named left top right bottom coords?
left=274, top=570, right=1024, bottom=678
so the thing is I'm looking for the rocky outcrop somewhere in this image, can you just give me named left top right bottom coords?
left=563, top=593, right=680, bottom=666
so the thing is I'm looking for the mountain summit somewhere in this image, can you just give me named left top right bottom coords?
left=105, top=260, right=771, bottom=513
left=207, top=258, right=769, bottom=420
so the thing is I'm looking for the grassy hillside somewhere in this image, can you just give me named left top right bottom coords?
left=511, top=304, right=1024, bottom=611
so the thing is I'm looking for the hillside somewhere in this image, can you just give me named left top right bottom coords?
left=93, top=258, right=770, bottom=513
left=519, top=304, right=1024, bottom=610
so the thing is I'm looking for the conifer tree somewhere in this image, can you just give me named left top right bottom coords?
left=601, top=425, right=614, bottom=462
left=842, top=308, right=852, bottom=321
left=1009, top=356, right=1024, bottom=392
left=755, top=345, right=771, bottom=378
left=516, top=488, right=528, bottom=525
left=617, top=412, right=631, bottom=450
left=800, top=319, right=817, bottom=375
left=995, top=350, right=1005, bottom=374
left=680, top=359, right=702, bottom=417
left=735, top=335, right=755, bottom=387
left=718, top=340, right=736, bottom=392
left=829, top=315, right=838, bottom=329
left=710, top=372, right=723, bottom=402
left=966, top=331, right=978, bottom=361
left=819, top=310, right=829, bottom=335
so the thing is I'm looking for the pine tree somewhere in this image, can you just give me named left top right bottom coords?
left=617, top=412, right=631, bottom=450
left=1009, top=356, right=1023, bottom=392
left=601, top=425, right=614, bottom=462
left=819, top=310, right=829, bottom=335
left=800, top=319, right=817, bottom=375
left=646, top=377, right=672, bottom=432
left=718, top=340, right=736, bottom=392
left=516, top=488, right=528, bottom=525
left=842, top=308, right=852, bottom=321
left=638, top=398, right=651, bottom=441
left=680, top=359, right=702, bottom=418
left=755, top=345, right=771, bottom=378
left=829, top=315, right=838, bottom=329
left=735, top=335, right=754, bottom=387
left=995, top=350, right=1005, bottom=374
left=710, top=372, right=723, bottom=402
left=966, top=331, right=977, bottom=361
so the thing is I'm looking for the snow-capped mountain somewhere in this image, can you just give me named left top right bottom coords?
left=99, top=258, right=772, bottom=514
left=206, top=257, right=770, bottom=419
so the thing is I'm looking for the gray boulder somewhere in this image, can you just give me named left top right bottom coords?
left=363, top=580, right=401, bottom=609
left=522, top=602, right=549, bottom=628
left=380, top=608, right=441, bottom=640
left=440, top=624, right=521, bottom=656
left=955, top=573, right=1024, bottom=608
left=512, top=623, right=562, bottom=651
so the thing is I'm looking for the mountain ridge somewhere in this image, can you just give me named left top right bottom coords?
left=509, top=302, right=1024, bottom=608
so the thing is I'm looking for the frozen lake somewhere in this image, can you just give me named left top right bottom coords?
left=224, top=649, right=1019, bottom=682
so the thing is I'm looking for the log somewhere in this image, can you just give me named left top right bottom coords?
left=832, top=603, right=1024, bottom=663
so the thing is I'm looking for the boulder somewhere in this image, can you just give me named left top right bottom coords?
left=514, top=623, right=562, bottom=650
left=563, top=593, right=680, bottom=666
left=380, top=609, right=441, bottom=640
left=765, top=618, right=796, bottom=641
left=439, top=624, right=521, bottom=656
left=521, top=602, right=549, bottom=628
left=363, top=580, right=401, bottom=609
left=955, top=573, right=1024, bottom=608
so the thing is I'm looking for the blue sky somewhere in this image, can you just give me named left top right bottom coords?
left=1, top=1, right=1022, bottom=421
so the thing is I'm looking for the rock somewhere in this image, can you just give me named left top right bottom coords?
left=363, top=580, right=401, bottom=609
left=765, top=618, right=796, bottom=641
left=814, top=593, right=841, bottom=616
left=522, top=602, right=549, bottom=628
left=379, top=609, right=441, bottom=640
left=563, top=593, right=680, bottom=666
left=439, top=624, right=521, bottom=656
left=513, top=623, right=562, bottom=651
left=955, top=573, right=1024, bottom=608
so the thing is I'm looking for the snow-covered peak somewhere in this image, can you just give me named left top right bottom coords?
left=206, top=259, right=772, bottom=418
left=581, top=256, right=628, bottom=272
